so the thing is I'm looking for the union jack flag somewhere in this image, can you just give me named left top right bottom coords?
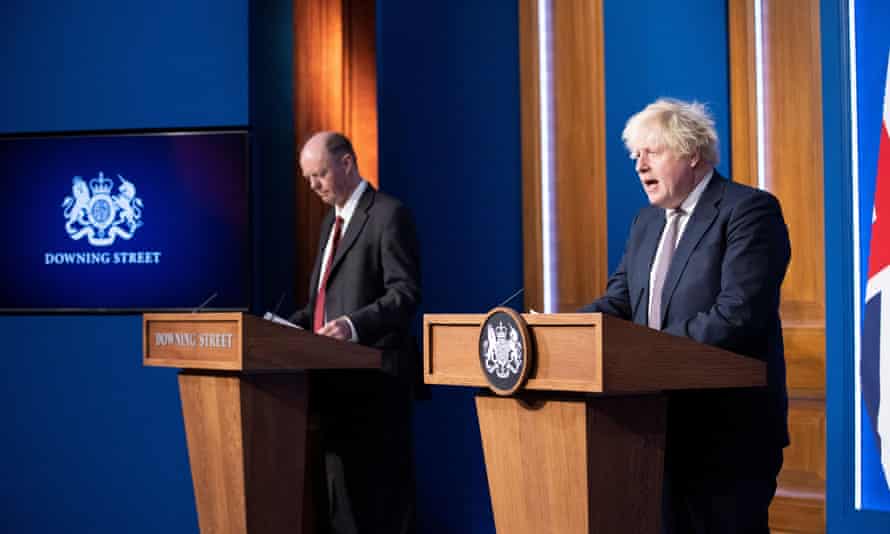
left=862, top=51, right=890, bottom=490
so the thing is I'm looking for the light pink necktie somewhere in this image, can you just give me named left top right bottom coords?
left=648, top=210, right=684, bottom=329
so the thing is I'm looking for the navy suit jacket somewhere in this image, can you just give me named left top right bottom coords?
left=582, top=173, right=791, bottom=476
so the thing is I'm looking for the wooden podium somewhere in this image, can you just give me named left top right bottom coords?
left=424, top=312, right=766, bottom=534
left=142, top=312, right=381, bottom=534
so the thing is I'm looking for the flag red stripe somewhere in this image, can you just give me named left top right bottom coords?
left=868, top=121, right=890, bottom=278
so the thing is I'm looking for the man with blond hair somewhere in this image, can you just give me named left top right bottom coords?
left=582, top=98, right=791, bottom=533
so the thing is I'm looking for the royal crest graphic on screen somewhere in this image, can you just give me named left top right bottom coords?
left=60, top=172, right=145, bottom=247
left=0, top=129, right=250, bottom=311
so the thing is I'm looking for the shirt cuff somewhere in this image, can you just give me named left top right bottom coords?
left=343, top=316, right=359, bottom=343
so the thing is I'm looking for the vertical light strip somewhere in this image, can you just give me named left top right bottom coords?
left=849, top=0, right=863, bottom=509
left=538, top=0, right=557, bottom=312
left=754, top=0, right=767, bottom=190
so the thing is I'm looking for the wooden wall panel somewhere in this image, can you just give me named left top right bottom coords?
left=784, top=327, right=826, bottom=397
left=781, top=400, right=827, bottom=491
left=773, top=400, right=827, bottom=533
left=728, top=0, right=758, bottom=188
left=520, top=0, right=607, bottom=313
left=293, top=0, right=378, bottom=306
left=519, top=0, right=544, bottom=312
left=765, top=0, right=826, bottom=326
left=551, top=0, right=608, bottom=312
left=729, top=0, right=826, bottom=531
left=342, top=0, right=378, bottom=188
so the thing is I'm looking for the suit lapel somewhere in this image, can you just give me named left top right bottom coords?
left=659, top=174, right=726, bottom=323
left=310, top=212, right=335, bottom=293
left=327, top=186, right=374, bottom=279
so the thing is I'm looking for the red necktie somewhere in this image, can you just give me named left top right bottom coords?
left=313, top=216, right=344, bottom=332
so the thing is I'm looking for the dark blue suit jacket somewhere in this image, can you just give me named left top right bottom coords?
left=582, top=173, right=791, bottom=477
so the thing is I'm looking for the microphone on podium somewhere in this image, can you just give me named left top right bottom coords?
left=191, top=291, right=218, bottom=313
left=262, top=291, right=302, bottom=329
left=495, top=287, right=524, bottom=309
left=271, top=291, right=286, bottom=316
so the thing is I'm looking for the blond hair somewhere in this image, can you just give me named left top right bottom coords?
left=622, top=98, right=719, bottom=166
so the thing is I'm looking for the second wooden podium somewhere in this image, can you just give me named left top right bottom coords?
left=424, top=312, right=766, bottom=534
left=143, top=312, right=380, bottom=534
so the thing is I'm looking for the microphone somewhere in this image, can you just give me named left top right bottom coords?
left=271, top=291, right=286, bottom=316
left=495, top=287, right=524, bottom=309
left=262, top=290, right=302, bottom=329
left=191, top=291, right=218, bottom=313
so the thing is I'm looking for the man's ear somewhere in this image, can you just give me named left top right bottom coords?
left=341, top=152, right=354, bottom=173
left=690, top=152, right=700, bottom=168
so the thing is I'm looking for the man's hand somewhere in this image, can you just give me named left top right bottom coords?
left=316, top=316, right=353, bottom=340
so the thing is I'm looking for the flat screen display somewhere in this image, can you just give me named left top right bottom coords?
left=0, top=129, right=250, bottom=312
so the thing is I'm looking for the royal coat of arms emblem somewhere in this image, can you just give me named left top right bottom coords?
left=62, top=172, right=144, bottom=246
left=484, top=321, right=523, bottom=378
left=478, top=307, right=533, bottom=395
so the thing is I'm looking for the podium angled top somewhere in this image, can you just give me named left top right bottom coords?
left=143, top=312, right=381, bottom=372
left=423, top=312, right=765, bottom=394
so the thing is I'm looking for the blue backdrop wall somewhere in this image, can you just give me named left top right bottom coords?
left=0, top=1, right=248, bottom=533
left=377, top=2, right=522, bottom=531
left=1, top=0, right=247, bottom=133
left=602, top=0, right=731, bottom=271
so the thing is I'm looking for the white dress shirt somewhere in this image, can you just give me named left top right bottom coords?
left=647, top=170, right=714, bottom=322
left=317, top=179, right=368, bottom=341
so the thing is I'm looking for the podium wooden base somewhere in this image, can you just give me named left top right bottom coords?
left=143, top=313, right=382, bottom=534
left=476, top=394, right=666, bottom=534
left=424, top=313, right=765, bottom=534
left=179, top=372, right=309, bottom=534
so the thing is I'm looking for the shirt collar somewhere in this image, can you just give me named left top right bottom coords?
left=335, top=179, right=368, bottom=224
left=668, top=169, right=713, bottom=218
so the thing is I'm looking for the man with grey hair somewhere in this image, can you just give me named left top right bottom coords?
left=290, top=131, right=421, bottom=533
left=582, top=98, right=791, bottom=533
